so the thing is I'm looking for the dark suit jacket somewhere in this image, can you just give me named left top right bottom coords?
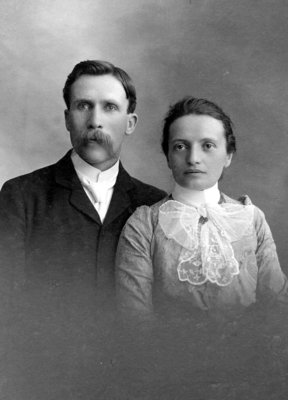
left=0, top=151, right=165, bottom=397
left=0, top=150, right=166, bottom=315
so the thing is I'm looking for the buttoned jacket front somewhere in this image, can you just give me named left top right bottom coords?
left=0, top=151, right=166, bottom=313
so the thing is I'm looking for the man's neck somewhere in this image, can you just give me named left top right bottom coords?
left=88, top=158, right=119, bottom=171
left=71, top=150, right=119, bottom=182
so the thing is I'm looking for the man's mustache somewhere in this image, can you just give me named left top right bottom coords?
left=83, top=130, right=113, bottom=149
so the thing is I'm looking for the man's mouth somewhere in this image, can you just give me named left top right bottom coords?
left=87, top=138, right=102, bottom=144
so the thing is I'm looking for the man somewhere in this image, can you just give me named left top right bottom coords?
left=0, top=60, right=166, bottom=318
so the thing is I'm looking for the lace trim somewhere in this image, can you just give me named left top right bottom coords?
left=159, top=200, right=255, bottom=287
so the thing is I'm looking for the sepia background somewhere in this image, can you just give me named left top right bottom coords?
left=1, top=0, right=288, bottom=270
left=1, top=0, right=288, bottom=273
left=1, top=1, right=288, bottom=399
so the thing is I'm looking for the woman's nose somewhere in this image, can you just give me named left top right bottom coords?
left=186, top=146, right=201, bottom=164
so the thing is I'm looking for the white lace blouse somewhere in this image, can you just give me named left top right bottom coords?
left=115, top=194, right=288, bottom=316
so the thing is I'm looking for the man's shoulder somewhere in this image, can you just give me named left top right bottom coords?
left=1, top=152, right=71, bottom=193
left=118, top=166, right=166, bottom=207
left=4, top=164, right=55, bottom=183
left=1, top=165, right=54, bottom=194
left=4, top=162, right=59, bottom=192
left=129, top=175, right=167, bottom=206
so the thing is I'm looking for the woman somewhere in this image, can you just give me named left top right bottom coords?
left=115, top=97, right=287, bottom=319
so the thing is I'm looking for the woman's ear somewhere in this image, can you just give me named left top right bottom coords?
left=167, top=154, right=172, bottom=170
left=125, top=113, right=138, bottom=135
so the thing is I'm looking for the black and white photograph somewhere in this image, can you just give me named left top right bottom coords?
left=1, top=1, right=288, bottom=399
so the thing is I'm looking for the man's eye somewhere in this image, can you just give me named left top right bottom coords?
left=105, top=104, right=118, bottom=111
left=77, top=102, right=90, bottom=111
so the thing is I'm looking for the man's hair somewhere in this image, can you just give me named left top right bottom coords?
left=63, top=60, right=137, bottom=113
left=161, top=96, right=236, bottom=159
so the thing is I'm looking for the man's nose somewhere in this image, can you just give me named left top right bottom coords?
left=186, top=146, right=201, bottom=165
left=88, top=107, right=103, bottom=128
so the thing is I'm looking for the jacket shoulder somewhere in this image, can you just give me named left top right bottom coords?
left=1, top=163, right=57, bottom=194
left=127, top=176, right=167, bottom=207
left=1, top=152, right=72, bottom=193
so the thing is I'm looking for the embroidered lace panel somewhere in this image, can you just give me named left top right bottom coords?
left=158, top=200, right=255, bottom=287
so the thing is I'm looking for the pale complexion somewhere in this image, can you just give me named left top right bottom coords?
left=167, top=114, right=232, bottom=191
left=65, top=74, right=138, bottom=171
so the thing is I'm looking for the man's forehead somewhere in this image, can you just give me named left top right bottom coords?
left=70, top=74, right=127, bottom=101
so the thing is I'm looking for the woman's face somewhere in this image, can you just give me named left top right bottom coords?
left=167, top=114, right=232, bottom=191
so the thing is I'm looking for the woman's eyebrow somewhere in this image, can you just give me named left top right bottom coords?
left=200, top=137, right=218, bottom=142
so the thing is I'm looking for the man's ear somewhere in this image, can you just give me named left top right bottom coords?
left=224, top=152, right=233, bottom=168
left=64, top=109, right=70, bottom=131
left=125, top=113, right=138, bottom=135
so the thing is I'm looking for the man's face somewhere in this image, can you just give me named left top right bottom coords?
left=167, top=114, right=232, bottom=191
left=65, top=74, right=137, bottom=170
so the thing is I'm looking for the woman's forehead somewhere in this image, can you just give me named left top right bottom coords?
left=169, top=114, right=225, bottom=141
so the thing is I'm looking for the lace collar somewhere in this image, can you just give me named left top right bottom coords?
left=158, top=199, right=255, bottom=287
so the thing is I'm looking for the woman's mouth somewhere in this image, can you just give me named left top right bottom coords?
left=185, top=169, right=204, bottom=174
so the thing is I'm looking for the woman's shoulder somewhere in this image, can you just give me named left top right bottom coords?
left=133, top=196, right=169, bottom=215
left=221, top=192, right=253, bottom=205
left=126, top=196, right=170, bottom=226
left=221, top=192, right=267, bottom=226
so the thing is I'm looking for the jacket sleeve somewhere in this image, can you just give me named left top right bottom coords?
left=115, top=206, right=155, bottom=319
left=0, top=180, right=26, bottom=297
left=254, top=206, right=288, bottom=303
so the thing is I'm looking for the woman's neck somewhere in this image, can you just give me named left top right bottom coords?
left=172, top=182, right=220, bottom=206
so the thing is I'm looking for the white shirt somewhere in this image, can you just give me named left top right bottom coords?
left=71, top=150, right=119, bottom=222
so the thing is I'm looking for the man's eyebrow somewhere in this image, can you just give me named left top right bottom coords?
left=102, top=98, right=122, bottom=105
left=72, top=98, right=93, bottom=104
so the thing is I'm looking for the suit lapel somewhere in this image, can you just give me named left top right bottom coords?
left=54, top=151, right=101, bottom=224
left=103, top=163, right=134, bottom=226
left=69, top=188, right=101, bottom=224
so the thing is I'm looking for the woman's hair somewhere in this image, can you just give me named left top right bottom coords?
left=161, top=96, right=236, bottom=158
left=63, top=60, right=137, bottom=113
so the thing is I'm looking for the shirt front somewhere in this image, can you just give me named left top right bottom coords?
left=71, top=150, right=119, bottom=222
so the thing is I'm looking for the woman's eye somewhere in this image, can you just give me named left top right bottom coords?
left=204, top=142, right=215, bottom=150
left=174, top=143, right=186, bottom=151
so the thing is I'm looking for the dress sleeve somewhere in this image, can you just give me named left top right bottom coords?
left=254, top=207, right=288, bottom=303
left=115, top=206, right=155, bottom=318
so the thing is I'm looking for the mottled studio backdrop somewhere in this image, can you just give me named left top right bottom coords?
left=1, top=0, right=288, bottom=271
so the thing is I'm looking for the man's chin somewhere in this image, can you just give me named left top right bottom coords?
left=77, top=148, right=117, bottom=169
left=78, top=147, right=107, bottom=162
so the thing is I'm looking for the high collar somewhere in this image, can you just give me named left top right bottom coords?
left=172, top=182, right=220, bottom=207
left=53, top=150, right=135, bottom=225
left=71, top=150, right=119, bottom=184
left=54, top=150, right=134, bottom=192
